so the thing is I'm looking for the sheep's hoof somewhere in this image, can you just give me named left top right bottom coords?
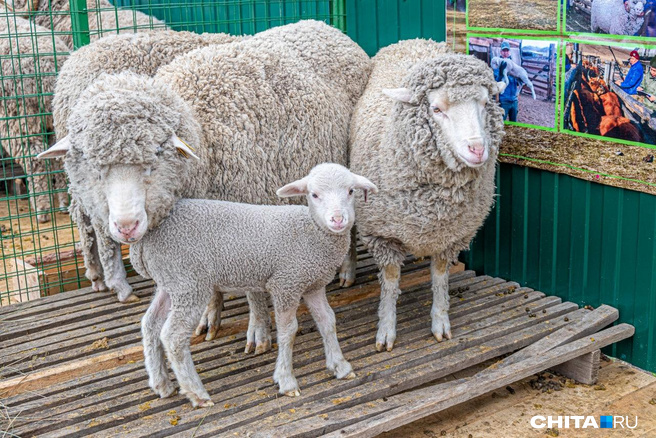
left=433, top=330, right=452, bottom=343
left=205, top=325, right=218, bottom=341
left=197, top=399, right=214, bottom=408
left=244, top=342, right=255, bottom=354
left=37, top=212, right=50, bottom=223
left=344, top=371, right=356, bottom=380
left=91, top=279, right=108, bottom=292
left=254, top=340, right=271, bottom=355
left=152, top=380, right=177, bottom=399
left=121, top=294, right=140, bottom=303
left=284, top=389, right=301, bottom=397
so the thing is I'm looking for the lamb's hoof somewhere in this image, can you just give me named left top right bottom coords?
left=121, top=294, right=140, bottom=303
left=431, top=313, right=452, bottom=343
left=152, top=380, right=177, bottom=399
left=244, top=342, right=255, bottom=354
left=254, top=340, right=271, bottom=355
left=344, top=371, right=356, bottom=380
left=375, top=326, right=396, bottom=352
left=284, top=389, right=301, bottom=397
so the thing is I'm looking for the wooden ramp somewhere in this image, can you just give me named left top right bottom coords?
left=0, top=253, right=633, bottom=437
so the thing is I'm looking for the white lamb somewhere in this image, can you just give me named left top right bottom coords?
left=490, top=56, right=537, bottom=100
left=131, top=163, right=377, bottom=407
left=591, top=0, right=645, bottom=36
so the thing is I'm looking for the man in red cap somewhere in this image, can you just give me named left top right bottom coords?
left=615, top=50, right=644, bottom=95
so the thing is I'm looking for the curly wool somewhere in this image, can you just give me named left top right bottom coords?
left=53, top=30, right=242, bottom=140
left=350, top=40, right=505, bottom=262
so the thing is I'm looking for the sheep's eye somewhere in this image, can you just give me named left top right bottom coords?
left=348, top=188, right=354, bottom=195
left=312, top=193, right=319, bottom=199
left=432, top=107, right=441, bottom=114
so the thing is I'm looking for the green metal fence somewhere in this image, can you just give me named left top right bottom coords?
left=462, top=163, right=656, bottom=373
left=0, top=0, right=344, bottom=306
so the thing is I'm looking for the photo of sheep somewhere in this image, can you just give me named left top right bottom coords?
left=563, top=42, right=656, bottom=145
left=566, top=0, right=654, bottom=37
left=467, top=0, right=559, bottom=32
left=469, top=36, right=558, bottom=129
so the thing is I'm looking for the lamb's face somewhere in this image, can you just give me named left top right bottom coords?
left=277, top=163, right=377, bottom=235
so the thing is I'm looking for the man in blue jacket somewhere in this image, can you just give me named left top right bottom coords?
left=495, top=41, right=519, bottom=122
left=615, top=50, right=644, bottom=95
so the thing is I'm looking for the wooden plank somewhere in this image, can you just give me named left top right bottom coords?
left=1, top=268, right=476, bottom=398
left=12, top=285, right=552, bottom=436
left=550, top=349, right=601, bottom=385
left=319, top=324, right=634, bottom=438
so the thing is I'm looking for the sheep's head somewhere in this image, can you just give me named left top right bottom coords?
left=626, top=0, right=645, bottom=17
left=277, top=163, right=377, bottom=234
left=383, top=54, right=506, bottom=170
left=38, top=72, right=202, bottom=244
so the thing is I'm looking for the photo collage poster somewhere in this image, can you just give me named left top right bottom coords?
left=447, top=0, right=656, bottom=194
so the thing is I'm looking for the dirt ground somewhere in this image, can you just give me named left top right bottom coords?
left=468, top=0, right=559, bottom=31
left=517, top=94, right=556, bottom=128
left=566, top=6, right=591, bottom=33
left=384, top=358, right=656, bottom=437
left=500, top=126, right=656, bottom=195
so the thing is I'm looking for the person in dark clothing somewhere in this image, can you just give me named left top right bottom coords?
left=495, top=41, right=519, bottom=122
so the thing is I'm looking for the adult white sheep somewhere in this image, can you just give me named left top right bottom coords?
left=0, top=17, right=70, bottom=222
left=347, top=39, right=506, bottom=352
left=133, top=163, right=376, bottom=406
left=1, top=0, right=167, bottom=48
left=591, top=0, right=645, bottom=35
left=39, top=21, right=371, bottom=350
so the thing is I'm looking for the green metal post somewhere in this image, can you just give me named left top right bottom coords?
left=69, top=0, right=91, bottom=49
left=331, top=0, right=346, bottom=32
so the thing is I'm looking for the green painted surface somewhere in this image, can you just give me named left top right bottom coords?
left=345, top=0, right=446, bottom=56
left=462, top=163, right=656, bottom=373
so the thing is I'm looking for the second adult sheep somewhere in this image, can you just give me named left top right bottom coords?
left=133, top=163, right=376, bottom=406
left=348, top=39, right=506, bottom=351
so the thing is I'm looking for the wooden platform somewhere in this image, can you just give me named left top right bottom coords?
left=0, top=252, right=633, bottom=437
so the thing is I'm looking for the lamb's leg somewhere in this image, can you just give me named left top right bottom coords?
left=338, top=227, right=357, bottom=288
left=25, top=140, right=52, bottom=223
left=160, top=296, right=213, bottom=408
left=303, top=287, right=355, bottom=379
left=366, top=236, right=406, bottom=352
left=142, top=288, right=176, bottom=398
left=430, top=255, right=452, bottom=342
left=194, top=289, right=223, bottom=341
left=97, top=227, right=135, bottom=302
left=271, top=298, right=301, bottom=396
left=69, top=199, right=106, bottom=292
left=244, top=292, right=272, bottom=354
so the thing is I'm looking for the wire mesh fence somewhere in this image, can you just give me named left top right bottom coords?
left=0, top=0, right=344, bottom=305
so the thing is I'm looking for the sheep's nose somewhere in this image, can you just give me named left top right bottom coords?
left=330, top=215, right=344, bottom=226
left=468, top=138, right=485, bottom=158
left=115, top=220, right=139, bottom=238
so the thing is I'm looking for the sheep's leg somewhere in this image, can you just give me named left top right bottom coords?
left=338, top=227, right=357, bottom=288
left=97, top=227, right=135, bottom=302
left=244, top=292, right=272, bottom=355
left=53, top=162, right=69, bottom=210
left=430, top=255, right=452, bottom=342
left=142, top=288, right=176, bottom=398
left=271, top=297, right=301, bottom=396
left=303, top=287, right=355, bottom=380
left=69, top=199, right=106, bottom=292
left=160, top=295, right=213, bottom=408
left=24, top=140, right=52, bottom=223
left=194, top=289, right=224, bottom=341
left=365, top=236, right=406, bottom=352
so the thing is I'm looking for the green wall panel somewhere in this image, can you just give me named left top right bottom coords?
left=345, top=0, right=446, bottom=56
left=463, top=163, right=656, bottom=373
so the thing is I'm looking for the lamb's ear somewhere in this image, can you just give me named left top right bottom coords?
left=493, top=81, right=507, bottom=96
left=382, top=88, right=414, bottom=104
left=171, top=135, right=200, bottom=160
left=277, top=177, right=309, bottom=198
left=352, top=173, right=378, bottom=203
left=37, top=136, right=71, bottom=159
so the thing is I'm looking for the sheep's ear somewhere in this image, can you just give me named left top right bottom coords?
left=277, top=177, right=309, bottom=198
left=352, top=173, right=378, bottom=203
left=171, top=135, right=200, bottom=160
left=382, top=88, right=414, bottom=103
left=493, top=81, right=507, bottom=96
left=37, top=136, right=71, bottom=159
